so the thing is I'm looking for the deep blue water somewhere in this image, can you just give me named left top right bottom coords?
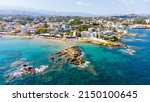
left=0, top=29, right=150, bottom=85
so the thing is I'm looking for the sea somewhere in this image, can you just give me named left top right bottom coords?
left=0, top=29, right=150, bottom=85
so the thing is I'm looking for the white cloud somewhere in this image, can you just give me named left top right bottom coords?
left=76, top=1, right=90, bottom=6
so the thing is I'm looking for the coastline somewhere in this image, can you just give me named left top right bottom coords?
left=3, top=35, right=78, bottom=46
left=3, top=35, right=127, bottom=48
left=1, top=28, right=149, bottom=85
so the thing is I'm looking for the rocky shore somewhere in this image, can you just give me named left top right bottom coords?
left=130, top=24, right=150, bottom=29
left=6, top=64, right=49, bottom=82
left=50, top=46, right=86, bottom=66
left=49, top=46, right=98, bottom=75
left=124, top=33, right=144, bottom=37
left=83, top=40, right=127, bottom=48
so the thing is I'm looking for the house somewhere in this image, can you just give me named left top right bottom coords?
left=49, top=22, right=60, bottom=31
left=103, top=30, right=114, bottom=36
left=0, top=32, right=7, bottom=35
left=21, top=25, right=28, bottom=34
left=145, top=19, right=150, bottom=24
left=88, top=28, right=96, bottom=32
left=90, top=32, right=97, bottom=38
left=64, top=36, right=78, bottom=40
left=29, top=28, right=37, bottom=34
left=39, top=33, right=56, bottom=38
left=97, top=28, right=107, bottom=32
left=10, top=29, right=21, bottom=34
left=60, top=23, right=69, bottom=31
left=0, top=27, right=4, bottom=32
left=80, top=31, right=90, bottom=37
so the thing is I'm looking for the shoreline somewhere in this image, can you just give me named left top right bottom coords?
left=130, top=24, right=150, bottom=29
left=3, top=35, right=127, bottom=48
left=3, top=35, right=79, bottom=46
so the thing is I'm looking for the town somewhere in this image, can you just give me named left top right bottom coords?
left=0, top=15, right=149, bottom=47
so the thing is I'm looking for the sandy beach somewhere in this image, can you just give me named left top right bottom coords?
left=3, top=35, right=78, bottom=46
left=2, top=34, right=126, bottom=48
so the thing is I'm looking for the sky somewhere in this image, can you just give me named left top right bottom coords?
left=0, top=0, right=150, bottom=15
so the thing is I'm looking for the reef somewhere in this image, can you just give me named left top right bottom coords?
left=6, top=63, right=49, bottom=82
left=50, top=46, right=86, bottom=66
left=84, top=40, right=127, bottom=48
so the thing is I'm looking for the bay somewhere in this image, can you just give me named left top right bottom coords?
left=0, top=29, right=150, bottom=85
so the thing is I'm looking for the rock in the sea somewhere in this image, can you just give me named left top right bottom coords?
left=50, top=46, right=86, bottom=66
left=35, top=65, right=49, bottom=73
left=71, top=58, right=85, bottom=65
left=6, top=65, right=49, bottom=82
left=50, top=57, right=55, bottom=62
left=49, top=46, right=97, bottom=76
left=23, top=64, right=27, bottom=67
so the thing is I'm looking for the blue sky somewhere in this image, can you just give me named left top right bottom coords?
left=0, top=0, right=150, bottom=15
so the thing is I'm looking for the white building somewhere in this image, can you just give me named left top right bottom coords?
left=145, top=19, right=150, bottom=24
left=21, top=25, right=28, bottom=34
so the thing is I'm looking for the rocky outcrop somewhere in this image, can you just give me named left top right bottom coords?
left=124, top=33, right=144, bottom=37
left=84, top=40, right=127, bottom=48
left=50, top=46, right=86, bottom=66
left=49, top=46, right=99, bottom=76
left=6, top=65, right=49, bottom=82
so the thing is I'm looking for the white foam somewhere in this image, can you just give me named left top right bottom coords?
left=78, top=61, right=90, bottom=68
left=10, top=58, right=26, bottom=68
left=135, top=39, right=148, bottom=42
left=119, top=49, right=136, bottom=55
left=7, top=65, right=49, bottom=81
left=123, top=39, right=135, bottom=42
left=35, top=65, right=49, bottom=73
left=123, top=38, right=147, bottom=42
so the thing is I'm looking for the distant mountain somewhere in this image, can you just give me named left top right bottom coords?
left=0, top=6, right=96, bottom=17
left=111, top=14, right=140, bottom=18
left=1, top=6, right=149, bottom=17
left=111, top=14, right=150, bottom=18
left=0, top=9, right=44, bottom=16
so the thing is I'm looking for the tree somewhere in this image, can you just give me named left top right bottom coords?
left=111, top=28, right=117, bottom=32
left=64, top=31, right=73, bottom=36
left=134, top=18, right=145, bottom=24
left=36, top=27, right=48, bottom=34
left=109, top=36, right=119, bottom=42
left=96, top=34, right=99, bottom=38
left=69, top=19, right=83, bottom=26
left=76, top=33, right=81, bottom=37
left=77, top=25, right=92, bottom=31
left=99, top=35, right=105, bottom=39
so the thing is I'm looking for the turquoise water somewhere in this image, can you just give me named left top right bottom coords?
left=0, top=29, right=150, bottom=85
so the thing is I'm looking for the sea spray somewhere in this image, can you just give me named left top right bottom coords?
left=5, top=59, right=49, bottom=83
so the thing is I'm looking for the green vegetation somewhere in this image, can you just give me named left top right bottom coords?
left=134, top=18, right=145, bottom=24
left=64, top=31, right=73, bottom=36
left=110, top=28, right=117, bottom=32
left=36, top=27, right=48, bottom=34
left=77, top=25, right=92, bottom=31
left=108, top=36, right=119, bottom=42
left=94, top=25, right=106, bottom=28
left=69, top=19, right=83, bottom=26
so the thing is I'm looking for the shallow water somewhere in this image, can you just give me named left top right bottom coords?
left=0, top=29, right=150, bottom=85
